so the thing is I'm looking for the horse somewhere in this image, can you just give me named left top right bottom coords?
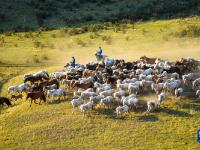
left=162, top=67, right=181, bottom=76
left=0, top=97, right=12, bottom=107
left=11, top=94, right=23, bottom=101
left=140, top=56, right=157, bottom=64
left=95, top=53, right=107, bottom=62
left=71, top=81, right=94, bottom=90
left=39, top=79, right=60, bottom=89
left=26, top=91, right=46, bottom=107
left=24, top=76, right=45, bottom=84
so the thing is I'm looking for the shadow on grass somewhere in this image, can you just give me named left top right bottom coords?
left=137, top=114, right=159, bottom=122
left=160, top=107, right=192, bottom=117
left=95, top=107, right=116, bottom=118
left=182, top=103, right=200, bottom=112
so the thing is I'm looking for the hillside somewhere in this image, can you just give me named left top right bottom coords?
left=1, top=0, right=200, bottom=31
left=1, top=16, right=200, bottom=149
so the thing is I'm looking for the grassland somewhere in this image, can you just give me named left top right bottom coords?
left=0, top=17, right=200, bottom=149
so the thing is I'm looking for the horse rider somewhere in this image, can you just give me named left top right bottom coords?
left=96, top=47, right=103, bottom=57
left=70, top=56, right=76, bottom=67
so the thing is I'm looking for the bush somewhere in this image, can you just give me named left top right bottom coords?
left=101, top=35, right=112, bottom=44
left=75, top=38, right=86, bottom=47
left=174, top=25, right=200, bottom=38
left=34, top=41, right=44, bottom=49
left=33, top=56, right=40, bottom=63
left=51, top=33, right=56, bottom=38
left=41, top=54, right=49, bottom=60
left=67, top=28, right=80, bottom=35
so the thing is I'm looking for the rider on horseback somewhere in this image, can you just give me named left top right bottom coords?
left=96, top=47, right=103, bottom=57
left=70, top=56, right=76, bottom=67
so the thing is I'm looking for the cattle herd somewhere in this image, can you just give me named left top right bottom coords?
left=2, top=54, right=200, bottom=118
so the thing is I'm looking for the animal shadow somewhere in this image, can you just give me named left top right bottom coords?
left=160, top=107, right=191, bottom=117
left=137, top=114, right=159, bottom=122
left=95, top=108, right=117, bottom=119
left=182, top=103, right=200, bottom=112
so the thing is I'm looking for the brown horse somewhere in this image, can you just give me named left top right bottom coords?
left=71, top=81, right=93, bottom=90
left=0, top=97, right=12, bottom=106
left=26, top=91, right=46, bottom=107
left=24, top=76, right=44, bottom=84
left=39, top=79, right=60, bottom=89
left=11, top=94, right=23, bottom=101
left=140, top=56, right=157, bottom=64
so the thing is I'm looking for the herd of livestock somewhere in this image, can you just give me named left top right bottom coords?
left=2, top=55, right=200, bottom=117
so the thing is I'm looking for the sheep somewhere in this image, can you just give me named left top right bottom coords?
left=61, top=79, right=72, bottom=88
left=192, top=78, right=200, bottom=88
left=151, top=83, right=164, bottom=94
left=79, top=76, right=94, bottom=84
left=158, top=92, right=166, bottom=107
left=81, top=91, right=97, bottom=100
left=147, top=100, right=159, bottom=112
left=143, top=68, right=153, bottom=76
left=80, top=102, right=93, bottom=115
left=47, top=89, right=66, bottom=102
left=45, top=84, right=58, bottom=90
left=96, top=85, right=111, bottom=93
left=115, top=105, right=129, bottom=118
left=100, top=96, right=113, bottom=108
left=99, top=89, right=115, bottom=97
left=171, top=72, right=180, bottom=79
left=182, top=73, right=194, bottom=85
left=146, top=92, right=166, bottom=112
left=90, top=95, right=104, bottom=105
left=175, top=88, right=183, bottom=97
left=113, top=90, right=126, bottom=99
left=196, top=90, right=200, bottom=99
left=116, top=82, right=129, bottom=91
left=128, top=84, right=140, bottom=95
left=122, top=95, right=138, bottom=110
left=164, top=80, right=181, bottom=93
left=7, top=83, right=31, bottom=94
left=71, top=97, right=84, bottom=109
left=140, top=80, right=153, bottom=91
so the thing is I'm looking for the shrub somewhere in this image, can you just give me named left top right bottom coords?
left=33, top=56, right=40, bottom=63
left=4, top=32, right=13, bottom=36
left=51, top=33, right=56, bottom=38
left=41, top=54, right=49, bottom=60
left=101, top=35, right=112, bottom=44
left=34, top=41, right=44, bottom=49
left=75, top=38, right=86, bottom=47
left=174, top=25, right=200, bottom=38
left=67, top=28, right=80, bottom=35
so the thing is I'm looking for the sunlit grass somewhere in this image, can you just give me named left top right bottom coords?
left=1, top=17, right=200, bottom=149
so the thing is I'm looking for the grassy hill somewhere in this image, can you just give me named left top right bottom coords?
left=1, top=0, right=200, bottom=31
left=1, top=17, right=200, bottom=149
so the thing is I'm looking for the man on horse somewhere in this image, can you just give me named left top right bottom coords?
left=64, top=56, right=76, bottom=68
left=70, top=56, right=76, bottom=67
left=96, top=47, right=103, bottom=57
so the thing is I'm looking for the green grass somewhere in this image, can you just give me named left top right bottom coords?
left=1, top=17, right=200, bottom=149
left=0, top=95, right=200, bottom=149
